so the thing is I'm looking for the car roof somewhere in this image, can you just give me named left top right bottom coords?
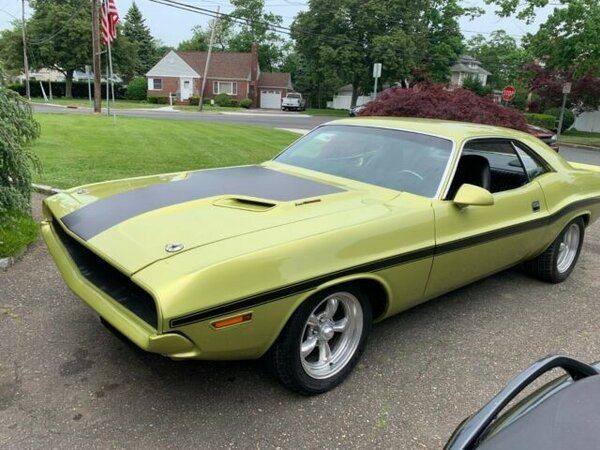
left=327, top=117, right=533, bottom=142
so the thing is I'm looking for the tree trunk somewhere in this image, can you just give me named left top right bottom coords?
left=65, top=69, right=74, bottom=98
left=351, top=83, right=360, bottom=108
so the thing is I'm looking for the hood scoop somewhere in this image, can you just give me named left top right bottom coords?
left=213, top=197, right=277, bottom=212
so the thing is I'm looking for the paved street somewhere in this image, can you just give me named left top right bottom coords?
left=1, top=194, right=600, bottom=449
left=32, top=104, right=332, bottom=131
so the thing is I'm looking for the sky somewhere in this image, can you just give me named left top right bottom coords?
left=0, top=0, right=557, bottom=48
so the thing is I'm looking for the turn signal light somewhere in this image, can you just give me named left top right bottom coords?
left=212, top=313, right=252, bottom=329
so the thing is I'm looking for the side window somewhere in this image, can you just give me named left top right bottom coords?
left=447, top=139, right=531, bottom=199
left=512, top=141, right=547, bottom=180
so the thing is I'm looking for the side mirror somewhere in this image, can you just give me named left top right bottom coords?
left=453, top=184, right=494, bottom=208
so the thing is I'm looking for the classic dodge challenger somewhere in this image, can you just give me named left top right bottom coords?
left=42, top=118, right=600, bottom=394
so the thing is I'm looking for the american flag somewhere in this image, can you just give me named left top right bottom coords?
left=101, top=0, right=119, bottom=45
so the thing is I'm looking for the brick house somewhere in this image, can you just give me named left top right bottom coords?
left=146, top=45, right=293, bottom=108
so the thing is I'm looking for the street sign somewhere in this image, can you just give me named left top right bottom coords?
left=563, top=82, right=572, bottom=94
left=502, top=85, right=516, bottom=102
left=373, top=63, right=382, bottom=78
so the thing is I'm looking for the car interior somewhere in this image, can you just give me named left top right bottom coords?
left=446, top=139, right=547, bottom=200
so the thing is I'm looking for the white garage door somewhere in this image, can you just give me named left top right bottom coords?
left=260, top=89, right=281, bottom=109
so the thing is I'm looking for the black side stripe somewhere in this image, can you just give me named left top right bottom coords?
left=169, top=196, right=600, bottom=328
left=169, top=245, right=436, bottom=327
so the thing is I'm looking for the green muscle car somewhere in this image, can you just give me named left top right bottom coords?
left=42, top=118, right=600, bottom=394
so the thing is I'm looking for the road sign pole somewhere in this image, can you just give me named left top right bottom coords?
left=557, top=82, right=572, bottom=140
left=372, top=63, right=382, bottom=101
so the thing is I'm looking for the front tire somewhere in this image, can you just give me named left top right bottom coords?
left=523, top=218, right=585, bottom=283
left=267, top=287, right=372, bottom=395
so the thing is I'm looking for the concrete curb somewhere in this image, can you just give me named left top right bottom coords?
left=32, top=183, right=62, bottom=195
left=561, top=143, right=600, bottom=151
left=0, top=246, right=27, bottom=270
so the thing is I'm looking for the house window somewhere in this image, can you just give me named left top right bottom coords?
left=148, top=78, right=162, bottom=90
left=213, top=81, right=237, bottom=96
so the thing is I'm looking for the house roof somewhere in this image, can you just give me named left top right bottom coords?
left=176, top=51, right=254, bottom=80
left=450, top=55, right=492, bottom=76
left=258, top=72, right=292, bottom=88
left=451, top=63, right=492, bottom=76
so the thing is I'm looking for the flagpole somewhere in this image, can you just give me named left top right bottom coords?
left=102, top=0, right=117, bottom=119
left=106, top=62, right=110, bottom=116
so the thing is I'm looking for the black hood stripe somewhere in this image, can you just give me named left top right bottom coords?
left=61, top=166, right=344, bottom=240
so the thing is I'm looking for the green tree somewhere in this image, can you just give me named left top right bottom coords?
left=0, top=25, right=24, bottom=76
left=486, top=0, right=600, bottom=76
left=467, top=30, right=528, bottom=89
left=26, top=0, right=92, bottom=98
left=122, top=2, right=160, bottom=76
left=177, top=25, right=209, bottom=52
left=0, top=66, right=40, bottom=214
left=292, top=0, right=469, bottom=107
left=225, top=0, right=287, bottom=70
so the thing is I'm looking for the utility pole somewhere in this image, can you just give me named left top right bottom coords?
left=198, top=6, right=219, bottom=112
left=21, top=0, right=30, bottom=99
left=91, top=0, right=102, bottom=113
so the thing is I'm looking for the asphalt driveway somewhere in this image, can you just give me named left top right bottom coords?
left=1, top=194, right=600, bottom=449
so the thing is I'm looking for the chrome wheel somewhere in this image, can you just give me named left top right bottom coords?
left=557, top=223, right=581, bottom=273
left=300, top=292, right=363, bottom=380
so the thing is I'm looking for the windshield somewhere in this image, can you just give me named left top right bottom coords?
left=286, top=94, right=301, bottom=99
left=275, top=125, right=453, bottom=197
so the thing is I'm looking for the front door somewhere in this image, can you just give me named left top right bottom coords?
left=180, top=77, right=193, bottom=100
left=425, top=138, right=551, bottom=298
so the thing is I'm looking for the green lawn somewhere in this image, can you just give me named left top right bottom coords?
left=30, top=98, right=163, bottom=109
left=560, top=130, right=600, bottom=148
left=0, top=210, right=38, bottom=258
left=31, top=113, right=299, bottom=189
left=305, top=108, right=350, bottom=117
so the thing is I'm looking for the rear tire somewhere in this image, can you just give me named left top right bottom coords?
left=523, top=218, right=585, bottom=283
left=266, top=287, right=372, bottom=395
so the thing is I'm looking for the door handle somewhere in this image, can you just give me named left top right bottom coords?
left=532, top=200, right=541, bottom=212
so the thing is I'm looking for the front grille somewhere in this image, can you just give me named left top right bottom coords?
left=52, top=217, right=158, bottom=328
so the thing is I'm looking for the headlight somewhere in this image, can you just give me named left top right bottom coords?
left=549, top=134, right=557, bottom=144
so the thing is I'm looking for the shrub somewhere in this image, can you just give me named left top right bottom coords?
left=126, top=77, right=147, bottom=100
left=8, top=81, right=126, bottom=99
left=544, top=107, right=575, bottom=132
left=147, top=96, right=169, bottom=104
left=230, top=99, right=239, bottom=107
left=214, top=93, right=232, bottom=107
left=0, top=210, right=38, bottom=257
left=360, top=84, right=529, bottom=131
left=203, top=97, right=212, bottom=105
left=188, top=96, right=200, bottom=106
left=523, top=113, right=556, bottom=130
left=240, top=98, right=253, bottom=109
left=0, top=86, right=40, bottom=215
left=462, top=76, right=493, bottom=97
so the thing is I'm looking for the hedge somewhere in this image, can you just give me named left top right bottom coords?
left=543, top=108, right=575, bottom=132
left=523, top=113, right=556, bottom=130
left=147, top=96, right=169, bottom=104
left=8, top=81, right=126, bottom=99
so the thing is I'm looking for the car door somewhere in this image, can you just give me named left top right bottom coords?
left=425, top=138, right=551, bottom=298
